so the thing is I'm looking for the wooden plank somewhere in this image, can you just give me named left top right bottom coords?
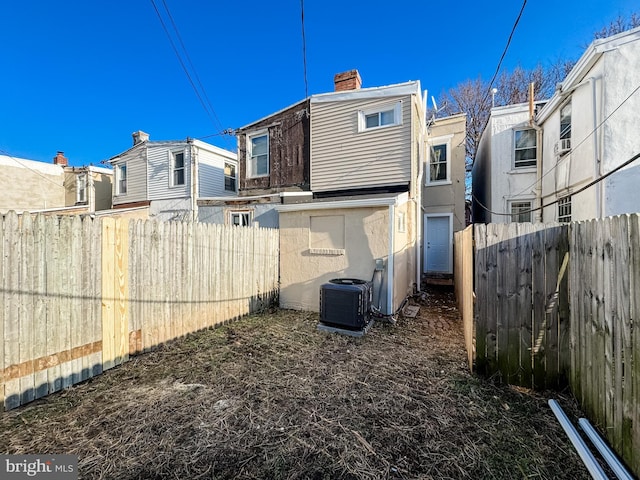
left=611, top=215, right=630, bottom=460
left=495, top=223, right=514, bottom=384
left=44, top=216, right=62, bottom=394
left=601, top=218, right=615, bottom=439
left=115, top=218, right=129, bottom=365
left=58, top=216, right=73, bottom=389
left=473, top=224, right=487, bottom=375
left=543, top=225, right=559, bottom=389
left=584, top=220, right=596, bottom=419
left=91, top=217, right=103, bottom=377
left=69, top=216, right=83, bottom=386
left=516, top=223, right=533, bottom=387
left=531, top=224, right=546, bottom=389
left=0, top=214, right=5, bottom=410
left=557, top=225, right=570, bottom=387
left=101, top=217, right=116, bottom=371
left=628, top=214, right=640, bottom=476
left=592, top=219, right=605, bottom=427
left=19, top=214, right=35, bottom=405
left=162, top=220, right=171, bottom=344
left=33, top=215, right=48, bottom=398
left=4, top=212, right=21, bottom=409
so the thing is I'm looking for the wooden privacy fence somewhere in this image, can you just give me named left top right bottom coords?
left=0, top=212, right=279, bottom=410
left=454, top=225, right=474, bottom=370
left=456, top=215, right=640, bottom=477
left=473, top=222, right=570, bottom=389
left=569, top=215, right=640, bottom=476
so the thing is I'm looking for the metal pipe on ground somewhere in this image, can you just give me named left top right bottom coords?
left=578, top=418, right=634, bottom=480
left=548, top=400, right=608, bottom=480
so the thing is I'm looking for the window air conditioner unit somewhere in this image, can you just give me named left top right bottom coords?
left=554, top=138, right=571, bottom=155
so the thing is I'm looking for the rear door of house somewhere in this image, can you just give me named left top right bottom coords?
left=423, top=214, right=452, bottom=274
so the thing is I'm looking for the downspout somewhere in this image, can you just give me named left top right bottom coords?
left=189, top=139, right=199, bottom=221
left=589, top=77, right=602, bottom=219
left=529, top=82, right=543, bottom=222
left=387, top=203, right=395, bottom=316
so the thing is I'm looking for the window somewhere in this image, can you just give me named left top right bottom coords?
left=560, top=102, right=572, bottom=141
left=229, top=210, right=252, bottom=226
left=224, top=162, right=237, bottom=192
left=426, top=134, right=453, bottom=185
left=358, top=101, right=402, bottom=132
left=514, top=129, right=537, bottom=168
left=248, top=133, right=269, bottom=177
left=510, top=201, right=532, bottom=223
left=172, top=152, right=185, bottom=186
left=558, top=196, right=571, bottom=223
left=116, top=164, right=127, bottom=194
left=76, top=173, right=87, bottom=204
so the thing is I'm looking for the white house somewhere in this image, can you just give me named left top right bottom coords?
left=472, top=102, right=545, bottom=223
left=537, top=26, right=640, bottom=222
left=109, top=131, right=237, bottom=221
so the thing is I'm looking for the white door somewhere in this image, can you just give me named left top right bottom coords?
left=424, top=214, right=452, bottom=273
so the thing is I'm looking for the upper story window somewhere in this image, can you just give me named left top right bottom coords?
left=358, top=101, right=402, bottom=132
left=248, top=132, right=269, bottom=178
left=558, top=195, right=572, bottom=223
left=510, top=200, right=532, bottom=223
left=172, top=151, right=185, bottom=186
left=116, top=164, right=127, bottom=195
left=76, top=173, right=87, bottom=204
left=426, top=134, right=453, bottom=185
left=560, top=102, right=572, bottom=141
left=514, top=128, right=537, bottom=168
left=224, top=162, right=237, bottom=192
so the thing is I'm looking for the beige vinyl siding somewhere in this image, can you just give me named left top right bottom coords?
left=311, top=95, right=412, bottom=192
left=112, top=147, right=147, bottom=206
left=147, top=144, right=190, bottom=200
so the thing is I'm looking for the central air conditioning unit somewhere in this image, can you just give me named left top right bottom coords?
left=319, top=278, right=372, bottom=330
left=554, top=138, right=572, bottom=156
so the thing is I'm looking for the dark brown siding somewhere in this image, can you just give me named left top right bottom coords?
left=238, top=99, right=310, bottom=196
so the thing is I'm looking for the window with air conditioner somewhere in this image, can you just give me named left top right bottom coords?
left=556, top=101, right=572, bottom=156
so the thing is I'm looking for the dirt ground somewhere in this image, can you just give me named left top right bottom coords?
left=0, top=286, right=592, bottom=479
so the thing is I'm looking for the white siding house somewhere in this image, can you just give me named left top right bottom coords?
left=472, top=103, right=544, bottom=223
left=109, top=132, right=237, bottom=221
left=537, top=26, right=640, bottom=222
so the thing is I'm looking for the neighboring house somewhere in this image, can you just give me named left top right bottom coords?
left=473, top=26, right=640, bottom=224
left=198, top=99, right=312, bottom=228
left=537, top=26, right=640, bottom=222
left=423, top=113, right=466, bottom=277
left=472, top=102, right=546, bottom=223
left=277, top=70, right=426, bottom=315
left=0, top=151, right=112, bottom=215
left=109, top=131, right=237, bottom=222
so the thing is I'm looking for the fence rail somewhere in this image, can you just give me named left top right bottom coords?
left=0, top=212, right=279, bottom=410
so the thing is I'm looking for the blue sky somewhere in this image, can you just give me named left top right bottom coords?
left=0, top=0, right=637, bottom=167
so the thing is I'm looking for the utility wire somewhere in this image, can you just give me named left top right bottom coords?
left=149, top=0, right=225, bottom=136
left=300, top=0, right=309, bottom=99
left=482, top=0, right=527, bottom=106
left=160, top=0, right=225, bottom=134
left=510, top=81, right=640, bottom=199
left=474, top=151, right=640, bottom=217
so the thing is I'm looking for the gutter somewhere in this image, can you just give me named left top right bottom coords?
left=387, top=203, right=395, bottom=315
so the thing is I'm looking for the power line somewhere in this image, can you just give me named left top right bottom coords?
left=474, top=151, right=640, bottom=218
left=159, top=0, right=224, bottom=134
left=149, top=0, right=225, bottom=136
left=300, top=0, right=309, bottom=98
left=510, top=81, right=640, bottom=199
left=482, top=0, right=527, bottom=106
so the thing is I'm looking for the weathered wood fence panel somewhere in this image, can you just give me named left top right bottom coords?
left=454, top=225, right=474, bottom=370
left=473, top=222, right=570, bottom=389
left=569, top=215, right=640, bottom=476
left=0, top=213, right=279, bottom=410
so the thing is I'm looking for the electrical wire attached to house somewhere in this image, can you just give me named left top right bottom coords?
left=474, top=150, right=640, bottom=217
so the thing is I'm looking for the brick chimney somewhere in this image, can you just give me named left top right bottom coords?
left=334, top=70, right=362, bottom=92
left=132, top=130, right=150, bottom=145
left=53, top=151, right=68, bottom=166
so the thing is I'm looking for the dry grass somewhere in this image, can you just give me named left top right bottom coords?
left=0, top=287, right=590, bottom=479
